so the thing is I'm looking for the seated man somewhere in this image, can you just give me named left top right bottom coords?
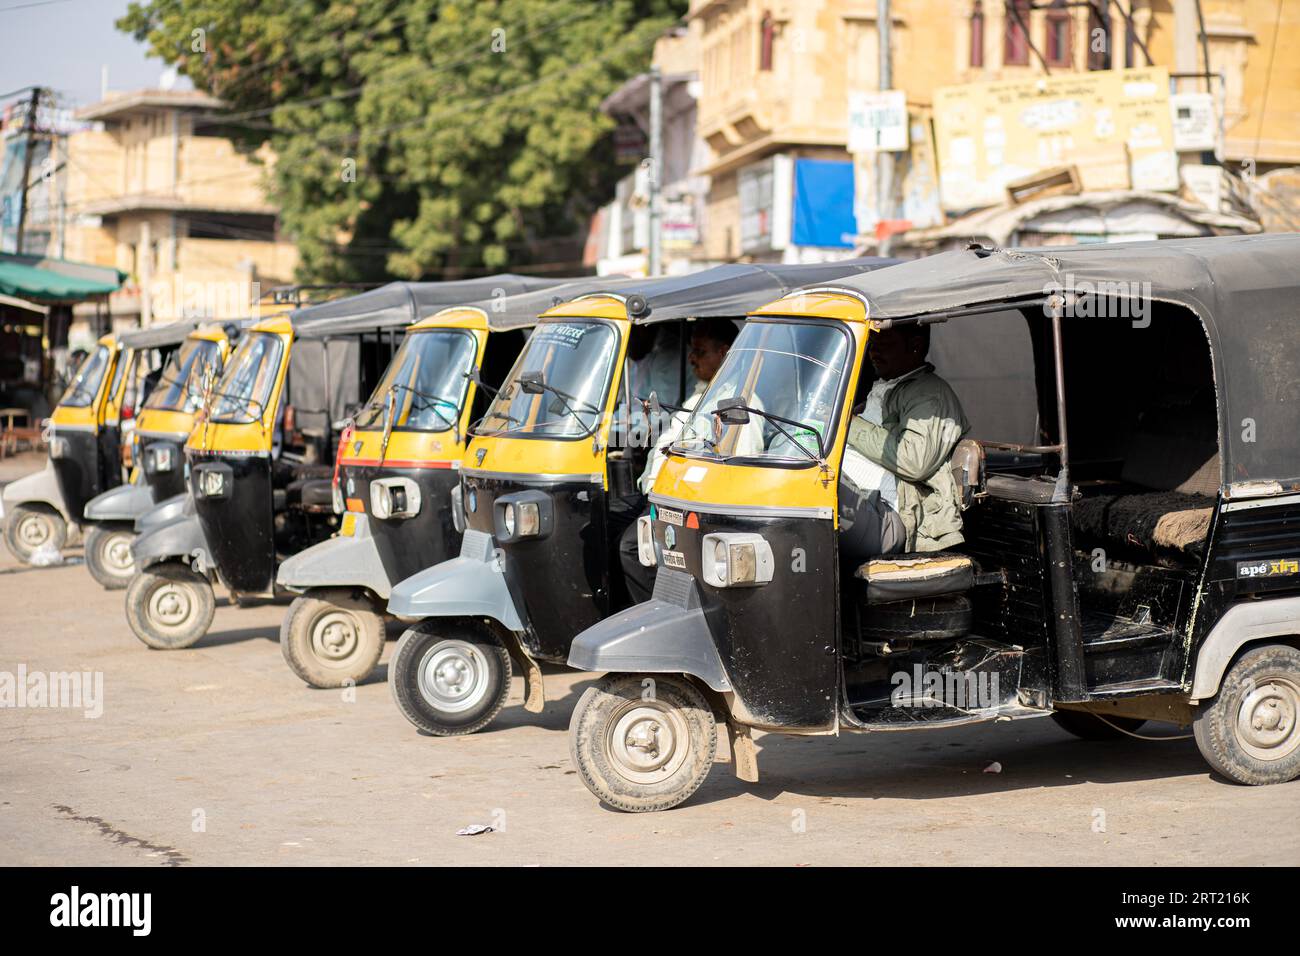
left=840, top=323, right=969, bottom=562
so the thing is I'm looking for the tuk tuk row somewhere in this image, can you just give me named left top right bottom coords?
left=8, top=234, right=1299, bottom=813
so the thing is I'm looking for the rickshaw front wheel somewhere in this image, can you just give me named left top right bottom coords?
left=125, top=561, right=216, bottom=650
left=1194, top=643, right=1300, bottom=786
left=569, top=674, right=718, bottom=813
left=84, top=524, right=136, bottom=590
left=281, top=589, right=386, bottom=688
left=4, top=504, right=66, bottom=564
left=389, top=622, right=512, bottom=736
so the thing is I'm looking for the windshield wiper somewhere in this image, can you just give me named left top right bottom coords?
left=518, top=371, right=601, bottom=431
left=710, top=397, right=827, bottom=467
left=389, top=382, right=460, bottom=435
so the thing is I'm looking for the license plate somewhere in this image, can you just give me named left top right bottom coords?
left=662, top=549, right=686, bottom=569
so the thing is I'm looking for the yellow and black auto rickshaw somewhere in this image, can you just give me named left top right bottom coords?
left=385, top=262, right=895, bottom=736
left=275, top=278, right=627, bottom=688
left=1, top=322, right=190, bottom=564
left=80, top=322, right=238, bottom=589
left=124, top=277, right=562, bottom=649
left=567, top=235, right=1300, bottom=812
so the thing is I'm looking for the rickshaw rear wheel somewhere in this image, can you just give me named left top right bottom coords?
left=389, top=622, right=511, bottom=736
left=85, top=524, right=136, bottom=590
left=569, top=674, right=718, bottom=813
left=1051, top=710, right=1147, bottom=740
left=4, top=504, right=66, bottom=564
left=1193, top=643, right=1300, bottom=786
left=125, top=561, right=216, bottom=650
left=281, top=589, right=386, bottom=688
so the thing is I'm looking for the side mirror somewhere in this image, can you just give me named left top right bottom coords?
left=519, top=370, right=545, bottom=395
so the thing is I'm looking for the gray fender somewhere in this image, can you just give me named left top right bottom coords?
left=567, top=568, right=732, bottom=692
left=277, top=512, right=392, bottom=599
left=85, top=480, right=153, bottom=524
left=1190, top=596, right=1300, bottom=701
left=134, top=493, right=188, bottom=534
left=131, top=507, right=211, bottom=573
left=387, top=528, right=523, bottom=631
left=1, top=460, right=72, bottom=523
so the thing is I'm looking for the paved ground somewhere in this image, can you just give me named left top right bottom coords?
left=2, top=453, right=1298, bottom=866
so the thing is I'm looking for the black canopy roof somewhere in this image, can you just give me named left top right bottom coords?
left=118, top=318, right=206, bottom=349
left=290, top=275, right=571, bottom=338
left=817, top=234, right=1300, bottom=487
left=451, top=276, right=644, bottom=331
left=544, top=259, right=900, bottom=325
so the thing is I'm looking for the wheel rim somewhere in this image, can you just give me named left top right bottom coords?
left=416, top=640, right=491, bottom=714
left=149, top=582, right=195, bottom=630
left=310, top=609, right=362, bottom=665
left=17, top=512, right=52, bottom=548
left=604, top=699, right=692, bottom=786
left=102, top=533, right=134, bottom=574
left=1236, top=676, right=1300, bottom=762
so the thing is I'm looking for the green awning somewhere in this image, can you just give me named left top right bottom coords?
left=0, top=254, right=124, bottom=303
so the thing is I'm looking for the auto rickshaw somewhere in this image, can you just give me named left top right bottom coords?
left=124, top=277, right=563, bottom=649
left=276, top=277, right=632, bottom=688
left=566, top=234, right=1300, bottom=812
left=80, top=322, right=239, bottom=589
left=1, top=323, right=189, bottom=564
left=385, top=260, right=897, bottom=736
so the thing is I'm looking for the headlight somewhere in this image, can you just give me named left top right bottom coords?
left=493, top=491, right=552, bottom=543
left=48, top=436, right=69, bottom=459
left=636, top=515, right=656, bottom=567
left=199, top=469, right=226, bottom=497
left=450, top=484, right=466, bottom=534
left=515, top=501, right=540, bottom=537
left=369, top=477, right=422, bottom=520
left=148, top=445, right=174, bottom=473
left=332, top=482, right=345, bottom=515
left=503, top=507, right=516, bottom=537
left=700, top=532, right=774, bottom=588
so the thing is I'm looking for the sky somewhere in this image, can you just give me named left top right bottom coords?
left=0, top=0, right=190, bottom=111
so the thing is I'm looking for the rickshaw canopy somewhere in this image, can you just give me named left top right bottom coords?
left=815, top=234, right=1300, bottom=489
left=456, top=276, right=645, bottom=331
left=117, top=318, right=209, bottom=350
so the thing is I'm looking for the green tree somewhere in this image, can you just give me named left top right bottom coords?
left=120, top=0, right=684, bottom=283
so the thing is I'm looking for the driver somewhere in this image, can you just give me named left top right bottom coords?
left=839, top=323, right=969, bottom=561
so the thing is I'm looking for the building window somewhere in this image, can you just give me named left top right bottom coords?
left=1045, top=3, right=1072, bottom=67
left=1004, top=0, right=1030, bottom=66
left=759, top=11, right=775, bottom=71
left=970, top=1, right=985, bottom=68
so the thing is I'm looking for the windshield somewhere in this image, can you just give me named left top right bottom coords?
left=672, top=320, right=851, bottom=462
left=210, top=332, right=284, bottom=424
left=354, top=330, right=476, bottom=432
left=475, top=320, right=618, bottom=439
left=144, top=338, right=224, bottom=414
left=60, top=344, right=111, bottom=408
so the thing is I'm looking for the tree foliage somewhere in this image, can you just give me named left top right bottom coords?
left=120, top=0, right=684, bottom=282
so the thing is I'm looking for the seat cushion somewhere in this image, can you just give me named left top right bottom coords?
left=1073, top=490, right=1213, bottom=555
left=285, top=478, right=336, bottom=513
left=856, top=553, right=975, bottom=604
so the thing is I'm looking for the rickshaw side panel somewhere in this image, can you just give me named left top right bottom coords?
left=50, top=429, right=104, bottom=521
left=463, top=472, right=609, bottom=663
left=652, top=506, right=840, bottom=731
left=342, top=463, right=463, bottom=587
left=190, top=454, right=276, bottom=593
left=138, top=435, right=189, bottom=502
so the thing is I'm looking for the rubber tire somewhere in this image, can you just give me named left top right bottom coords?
left=569, top=674, right=718, bottom=813
left=1052, top=710, right=1147, bottom=740
left=389, top=621, right=511, bottom=736
left=861, top=595, right=973, bottom=642
left=84, top=524, right=136, bottom=590
left=281, top=589, right=386, bottom=688
left=125, top=561, right=216, bottom=650
left=1193, top=643, right=1300, bottom=786
left=4, top=504, right=67, bottom=564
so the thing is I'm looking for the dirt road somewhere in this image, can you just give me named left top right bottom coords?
left=2, top=458, right=1297, bottom=866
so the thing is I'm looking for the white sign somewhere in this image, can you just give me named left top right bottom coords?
left=848, top=90, right=908, bottom=153
left=1170, top=93, right=1218, bottom=152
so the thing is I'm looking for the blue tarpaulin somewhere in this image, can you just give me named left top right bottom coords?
left=792, top=158, right=856, bottom=248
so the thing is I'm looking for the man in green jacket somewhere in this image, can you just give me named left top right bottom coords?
left=839, top=322, right=970, bottom=561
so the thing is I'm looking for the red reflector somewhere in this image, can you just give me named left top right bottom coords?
left=345, top=497, right=366, bottom=512
left=685, top=512, right=699, bottom=529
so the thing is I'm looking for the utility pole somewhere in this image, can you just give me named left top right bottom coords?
left=14, top=86, right=43, bottom=255
left=647, top=65, right=663, bottom=277
left=876, top=1, right=893, bottom=256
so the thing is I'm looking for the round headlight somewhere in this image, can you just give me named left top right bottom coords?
left=503, top=507, right=516, bottom=537
left=713, top=540, right=728, bottom=579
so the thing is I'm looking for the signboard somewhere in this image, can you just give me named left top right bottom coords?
left=739, top=154, right=792, bottom=254
left=848, top=90, right=908, bottom=153
left=932, top=67, right=1179, bottom=211
left=1170, top=92, right=1218, bottom=152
